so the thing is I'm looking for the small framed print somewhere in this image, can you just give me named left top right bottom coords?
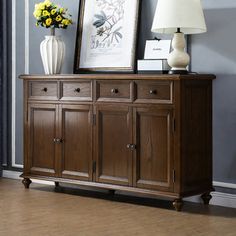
left=74, top=0, right=141, bottom=73
left=144, top=40, right=171, bottom=60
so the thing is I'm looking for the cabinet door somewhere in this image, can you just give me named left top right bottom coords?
left=133, top=107, right=174, bottom=192
left=59, top=105, right=93, bottom=181
left=28, top=104, right=59, bottom=177
left=95, top=105, right=132, bottom=186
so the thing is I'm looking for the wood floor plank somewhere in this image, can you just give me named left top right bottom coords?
left=0, top=178, right=235, bottom=236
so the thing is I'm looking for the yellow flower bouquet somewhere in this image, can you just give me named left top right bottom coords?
left=33, top=0, right=72, bottom=33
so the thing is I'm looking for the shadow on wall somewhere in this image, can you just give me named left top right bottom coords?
left=138, top=0, right=157, bottom=59
left=138, top=0, right=170, bottom=59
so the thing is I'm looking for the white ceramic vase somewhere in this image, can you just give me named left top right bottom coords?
left=40, top=34, right=65, bottom=74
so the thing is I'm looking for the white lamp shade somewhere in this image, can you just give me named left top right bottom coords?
left=151, top=0, right=207, bottom=34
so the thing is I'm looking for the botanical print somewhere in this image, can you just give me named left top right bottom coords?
left=77, top=0, right=139, bottom=71
left=91, top=0, right=125, bottom=52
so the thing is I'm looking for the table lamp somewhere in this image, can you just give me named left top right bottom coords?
left=151, top=0, right=207, bottom=74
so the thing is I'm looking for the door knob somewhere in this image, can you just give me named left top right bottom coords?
left=53, top=138, right=63, bottom=144
left=127, top=144, right=136, bottom=150
left=42, top=87, right=48, bottom=92
left=149, top=89, right=157, bottom=95
left=111, top=88, right=118, bottom=94
left=74, top=88, right=81, bottom=93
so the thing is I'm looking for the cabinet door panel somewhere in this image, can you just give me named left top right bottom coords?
left=60, top=105, right=92, bottom=181
left=95, top=105, right=132, bottom=186
left=133, top=107, right=174, bottom=192
left=28, top=104, right=58, bottom=176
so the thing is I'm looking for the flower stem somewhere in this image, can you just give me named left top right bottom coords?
left=51, top=28, right=55, bottom=36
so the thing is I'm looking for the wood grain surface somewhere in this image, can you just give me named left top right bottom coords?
left=0, top=179, right=235, bottom=236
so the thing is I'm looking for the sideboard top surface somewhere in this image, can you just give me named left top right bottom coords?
left=19, top=74, right=216, bottom=81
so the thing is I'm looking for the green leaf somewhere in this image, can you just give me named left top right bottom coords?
left=93, top=19, right=106, bottom=28
left=116, top=32, right=122, bottom=39
left=94, top=14, right=105, bottom=20
left=113, top=26, right=122, bottom=33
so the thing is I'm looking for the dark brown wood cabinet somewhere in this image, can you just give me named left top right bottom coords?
left=60, top=104, right=93, bottom=181
left=133, top=107, right=174, bottom=192
left=27, top=103, right=93, bottom=181
left=28, top=103, right=59, bottom=177
left=20, top=74, right=215, bottom=211
left=95, top=104, right=133, bottom=186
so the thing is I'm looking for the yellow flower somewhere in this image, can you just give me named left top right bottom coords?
left=56, top=15, right=62, bottom=22
left=44, top=0, right=51, bottom=7
left=46, top=18, right=52, bottom=26
left=35, top=3, right=45, bottom=10
left=51, top=9, right=56, bottom=15
left=42, top=10, right=50, bottom=17
left=62, top=19, right=71, bottom=26
left=33, top=9, right=41, bottom=18
left=34, top=2, right=72, bottom=29
left=59, top=8, right=65, bottom=14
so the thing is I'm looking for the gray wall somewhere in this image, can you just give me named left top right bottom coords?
left=9, top=0, right=236, bottom=187
left=191, top=0, right=236, bottom=184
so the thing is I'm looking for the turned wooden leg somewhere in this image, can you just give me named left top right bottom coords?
left=22, top=178, right=32, bottom=189
left=55, top=182, right=59, bottom=187
left=201, top=192, right=212, bottom=205
left=173, top=199, right=183, bottom=211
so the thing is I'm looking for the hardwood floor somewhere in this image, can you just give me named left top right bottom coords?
left=0, top=178, right=235, bottom=236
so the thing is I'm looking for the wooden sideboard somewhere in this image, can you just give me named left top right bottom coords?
left=19, top=74, right=215, bottom=211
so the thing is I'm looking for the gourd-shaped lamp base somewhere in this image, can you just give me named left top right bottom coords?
left=168, top=32, right=190, bottom=74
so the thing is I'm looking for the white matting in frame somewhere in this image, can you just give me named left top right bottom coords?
left=75, top=0, right=140, bottom=73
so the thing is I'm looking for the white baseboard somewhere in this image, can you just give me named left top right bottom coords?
left=2, top=170, right=22, bottom=180
left=210, top=192, right=236, bottom=209
left=184, top=192, right=236, bottom=209
left=213, top=181, right=236, bottom=189
left=2, top=170, right=236, bottom=209
left=2, top=170, right=54, bottom=186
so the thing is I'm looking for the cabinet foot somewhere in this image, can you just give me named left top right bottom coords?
left=55, top=182, right=60, bottom=187
left=201, top=192, right=212, bottom=205
left=172, top=199, right=183, bottom=211
left=22, top=178, right=32, bottom=189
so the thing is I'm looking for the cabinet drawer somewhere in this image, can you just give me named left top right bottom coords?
left=96, top=80, right=132, bottom=102
left=61, top=81, right=92, bottom=101
left=134, top=81, right=173, bottom=104
left=28, top=81, right=58, bottom=100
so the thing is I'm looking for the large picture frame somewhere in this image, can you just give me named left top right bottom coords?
left=74, top=0, right=140, bottom=73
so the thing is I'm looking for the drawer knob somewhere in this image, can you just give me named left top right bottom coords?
left=149, top=90, right=157, bottom=95
left=74, top=88, right=81, bottom=93
left=42, top=87, right=48, bottom=92
left=127, top=144, right=136, bottom=151
left=53, top=138, right=63, bottom=144
left=111, top=88, right=118, bottom=94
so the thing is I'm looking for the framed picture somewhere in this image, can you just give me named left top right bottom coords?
left=74, top=0, right=140, bottom=73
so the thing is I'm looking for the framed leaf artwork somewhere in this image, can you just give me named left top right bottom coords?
left=74, top=0, right=141, bottom=73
